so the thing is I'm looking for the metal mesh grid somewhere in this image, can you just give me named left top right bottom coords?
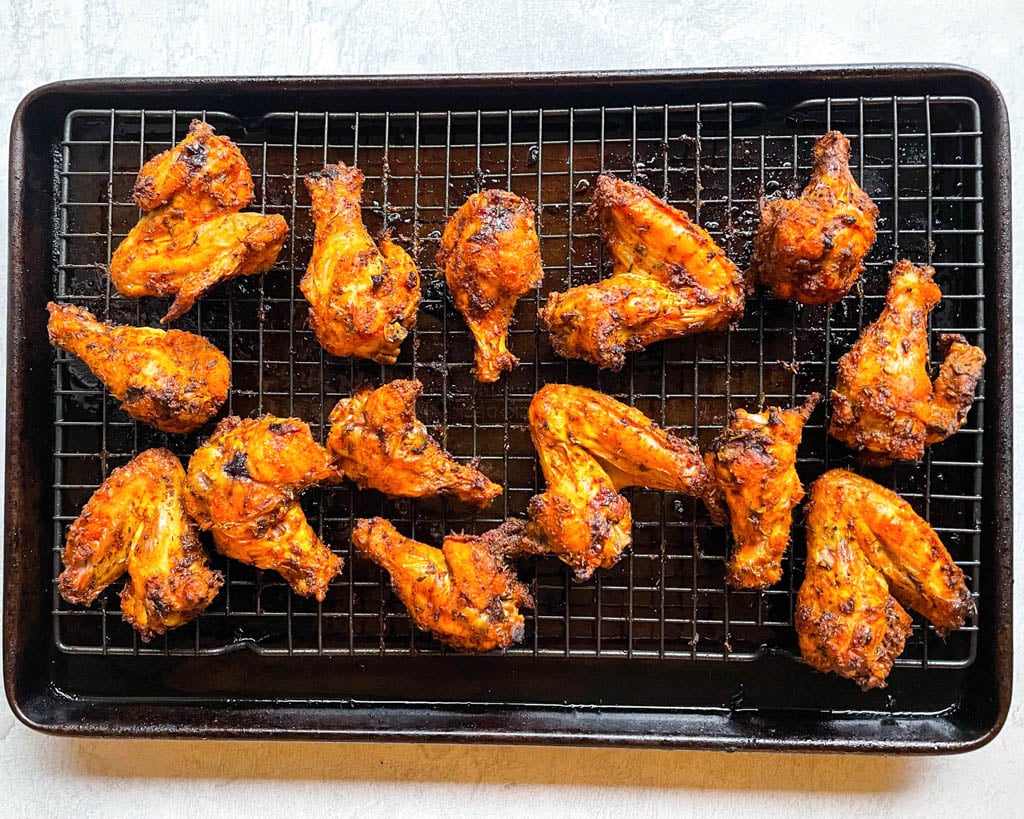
left=51, top=94, right=983, bottom=668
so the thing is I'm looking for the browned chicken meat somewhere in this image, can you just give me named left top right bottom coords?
left=796, top=476, right=912, bottom=691
left=830, top=260, right=986, bottom=465
left=749, top=131, right=879, bottom=304
left=326, top=379, right=501, bottom=507
left=47, top=301, right=230, bottom=433
left=528, top=384, right=723, bottom=580
left=58, top=448, right=223, bottom=640
left=706, top=394, right=820, bottom=589
left=110, top=120, right=288, bottom=322
left=185, top=416, right=342, bottom=600
left=540, top=175, right=744, bottom=370
left=796, top=469, right=975, bottom=689
left=301, top=163, right=420, bottom=365
left=828, top=469, right=975, bottom=633
left=436, top=190, right=543, bottom=382
left=352, top=517, right=542, bottom=652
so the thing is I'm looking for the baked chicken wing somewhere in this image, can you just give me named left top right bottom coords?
left=301, top=163, right=420, bottom=365
left=58, top=448, right=223, bottom=640
left=352, top=517, right=541, bottom=652
left=436, top=190, right=543, bottom=382
left=540, top=175, right=744, bottom=370
left=796, top=468, right=975, bottom=689
left=110, top=120, right=288, bottom=322
left=47, top=301, right=230, bottom=433
left=185, top=416, right=342, bottom=600
left=823, top=469, right=975, bottom=634
left=749, top=131, right=878, bottom=304
left=830, top=260, right=986, bottom=465
left=326, top=379, right=501, bottom=507
left=527, top=384, right=723, bottom=580
left=796, top=477, right=912, bottom=690
left=707, top=394, right=820, bottom=589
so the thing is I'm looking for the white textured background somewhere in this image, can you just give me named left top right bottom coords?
left=2, top=2, right=1021, bottom=817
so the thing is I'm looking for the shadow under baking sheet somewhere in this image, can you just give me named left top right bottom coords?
left=62, top=737, right=915, bottom=793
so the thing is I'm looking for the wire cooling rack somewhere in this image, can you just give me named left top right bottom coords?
left=51, top=95, right=983, bottom=667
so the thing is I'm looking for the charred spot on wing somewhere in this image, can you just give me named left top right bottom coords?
left=183, top=139, right=208, bottom=175
left=222, top=450, right=249, bottom=480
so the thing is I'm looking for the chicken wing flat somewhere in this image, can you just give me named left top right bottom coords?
left=540, top=175, right=744, bottom=370
left=326, top=379, right=501, bottom=507
left=819, top=469, right=975, bottom=634
left=528, top=384, right=723, bottom=580
left=301, top=163, right=420, bottom=365
left=352, top=517, right=541, bottom=652
left=797, top=467, right=975, bottom=689
left=185, top=416, right=342, bottom=600
left=749, top=131, right=878, bottom=304
left=830, top=260, right=986, bottom=465
left=110, top=120, right=288, bottom=322
left=47, top=301, right=230, bottom=433
left=436, top=190, right=543, bottom=382
left=796, top=475, right=912, bottom=690
left=707, top=394, right=820, bottom=589
left=58, top=449, right=223, bottom=640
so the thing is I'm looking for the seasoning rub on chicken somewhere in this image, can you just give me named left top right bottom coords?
left=110, top=120, right=288, bottom=322
left=749, top=131, right=878, bottom=304
left=541, top=175, right=744, bottom=370
left=301, top=162, right=420, bottom=365
left=47, top=301, right=230, bottom=434
left=352, top=517, right=542, bottom=652
left=326, top=379, right=501, bottom=507
left=796, top=469, right=975, bottom=689
left=185, top=416, right=342, bottom=600
left=830, top=260, right=985, bottom=465
left=707, top=394, right=819, bottom=590
left=58, top=449, right=223, bottom=641
left=436, top=190, right=543, bottom=382
left=527, top=383, right=723, bottom=581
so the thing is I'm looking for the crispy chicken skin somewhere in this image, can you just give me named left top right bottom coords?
left=527, top=384, right=723, bottom=580
left=352, top=517, right=541, bottom=652
left=185, top=416, right=343, bottom=600
left=300, top=163, right=420, bottom=365
left=749, top=131, right=879, bottom=304
left=796, top=468, right=975, bottom=689
left=830, top=260, right=986, bottom=465
left=796, top=475, right=912, bottom=690
left=436, top=190, right=543, bottom=382
left=58, top=449, right=223, bottom=640
left=540, top=175, right=744, bottom=370
left=326, top=379, right=501, bottom=507
left=110, top=120, right=288, bottom=322
left=47, top=301, right=230, bottom=433
left=707, top=394, right=820, bottom=589
left=822, top=469, right=975, bottom=634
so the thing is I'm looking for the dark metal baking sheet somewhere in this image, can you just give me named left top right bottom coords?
left=5, top=66, right=1012, bottom=751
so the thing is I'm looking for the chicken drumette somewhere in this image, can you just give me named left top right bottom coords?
left=185, top=416, right=342, bottom=600
left=58, top=448, right=223, bottom=640
left=352, top=517, right=542, bottom=652
left=436, top=190, right=543, bottom=382
left=110, top=120, right=288, bottom=322
left=830, top=260, right=986, bottom=465
left=796, top=469, right=975, bottom=689
left=540, top=175, right=744, bottom=371
left=47, top=301, right=230, bottom=433
left=706, top=394, right=820, bottom=590
left=326, top=379, right=501, bottom=507
left=749, top=131, right=878, bottom=304
left=301, top=163, right=420, bottom=365
left=528, top=384, right=723, bottom=580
